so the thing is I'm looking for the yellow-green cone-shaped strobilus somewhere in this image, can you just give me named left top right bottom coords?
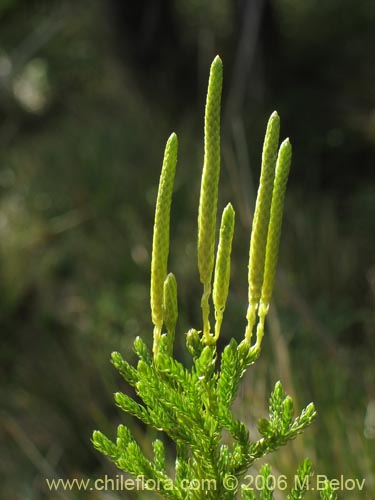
left=254, top=138, right=292, bottom=349
left=162, top=272, right=178, bottom=355
left=197, top=55, right=223, bottom=343
left=213, top=203, right=235, bottom=340
left=245, top=111, right=280, bottom=342
left=151, top=133, right=178, bottom=356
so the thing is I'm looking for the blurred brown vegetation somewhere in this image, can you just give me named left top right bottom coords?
left=0, top=0, right=374, bottom=499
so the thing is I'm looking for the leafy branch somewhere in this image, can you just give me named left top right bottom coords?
left=92, top=55, right=336, bottom=500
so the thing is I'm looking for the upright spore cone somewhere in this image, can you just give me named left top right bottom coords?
left=248, top=111, right=280, bottom=306
left=163, top=272, right=178, bottom=334
left=198, top=55, right=223, bottom=287
left=213, top=203, right=235, bottom=339
left=197, top=55, right=223, bottom=340
left=245, top=111, right=280, bottom=342
left=261, top=138, right=292, bottom=306
left=151, top=133, right=178, bottom=345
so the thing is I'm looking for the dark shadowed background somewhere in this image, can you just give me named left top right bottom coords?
left=0, top=0, right=374, bottom=498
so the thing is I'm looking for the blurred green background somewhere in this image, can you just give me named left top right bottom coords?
left=0, top=0, right=374, bottom=499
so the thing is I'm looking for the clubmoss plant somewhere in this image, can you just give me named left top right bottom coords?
left=93, top=56, right=337, bottom=500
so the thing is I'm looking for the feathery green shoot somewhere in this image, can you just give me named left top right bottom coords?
left=93, top=55, right=332, bottom=500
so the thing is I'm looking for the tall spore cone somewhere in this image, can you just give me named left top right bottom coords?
left=162, top=272, right=178, bottom=354
left=151, top=133, right=178, bottom=355
left=261, top=138, right=292, bottom=307
left=253, top=138, right=292, bottom=349
left=197, top=55, right=223, bottom=340
left=245, top=112, right=280, bottom=342
left=213, top=203, right=235, bottom=340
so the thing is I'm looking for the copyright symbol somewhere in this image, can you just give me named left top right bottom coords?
left=223, top=474, right=238, bottom=491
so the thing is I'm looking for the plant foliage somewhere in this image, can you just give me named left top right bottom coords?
left=93, top=56, right=336, bottom=499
